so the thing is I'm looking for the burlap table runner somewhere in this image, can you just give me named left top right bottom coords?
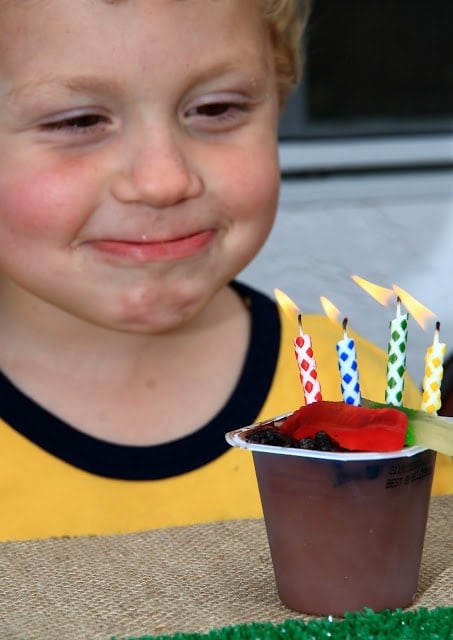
left=0, top=496, right=451, bottom=640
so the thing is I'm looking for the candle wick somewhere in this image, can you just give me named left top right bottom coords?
left=298, top=313, right=303, bottom=333
left=396, top=296, right=402, bottom=317
left=342, top=317, right=349, bottom=339
left=433, top=320, right=441, bottom=345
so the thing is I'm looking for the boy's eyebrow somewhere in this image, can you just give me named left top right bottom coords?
left=4, top=75, right=125, bottom=102
left=54, top=75, right=125, bottom=95
left=4, top=58, right=271, bottom=105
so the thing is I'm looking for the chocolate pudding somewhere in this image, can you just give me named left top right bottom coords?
left=227, top=415, right=436, bottom=616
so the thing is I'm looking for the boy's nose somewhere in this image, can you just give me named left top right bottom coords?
left=111, top=128, right=204, bottom=208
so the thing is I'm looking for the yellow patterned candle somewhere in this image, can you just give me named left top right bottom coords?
left=421, top=321, right=446, bottom=413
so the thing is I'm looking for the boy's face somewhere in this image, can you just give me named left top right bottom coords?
left=0, top=0, right=280, bottom=333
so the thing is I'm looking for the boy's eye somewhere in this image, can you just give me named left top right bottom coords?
left=40, top=112, right=110, bottom=133
left=193, top=103, right=235, bottom=117
left=185, top=98, right=249, bottom=128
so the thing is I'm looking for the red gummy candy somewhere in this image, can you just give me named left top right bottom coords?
left=280, top=401, right=408, bottom=452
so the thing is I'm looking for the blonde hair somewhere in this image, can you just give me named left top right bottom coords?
left=262, top=0, right=311, bottom=105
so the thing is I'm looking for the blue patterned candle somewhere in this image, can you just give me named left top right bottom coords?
left=320, top=296, right=361, bottom=405
left=336, top=318, right=361, bottom=405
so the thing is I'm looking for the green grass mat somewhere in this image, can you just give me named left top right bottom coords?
left=118, top=607, right=453, bottom=640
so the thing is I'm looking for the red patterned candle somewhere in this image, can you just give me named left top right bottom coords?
left=274, top=289, right=322, bottom=405
left=295, top=313, right=323, bottom=405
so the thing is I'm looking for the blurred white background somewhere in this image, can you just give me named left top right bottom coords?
left=240, top=167, right=453, bottom=387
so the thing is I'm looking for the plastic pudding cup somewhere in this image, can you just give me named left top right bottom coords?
left=226, top=413, right=436, bottom=617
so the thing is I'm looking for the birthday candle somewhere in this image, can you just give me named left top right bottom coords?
left=274, top=289, right=323, bottom=405
left=336, top=318, right=361, bottom=406
left=295, top=314, right=323, bottom=405
left=385, top=297, right=409, bottom=407
left=421, top=321, right=446, bottom=414
left=320, top=296, right=361, bottom=405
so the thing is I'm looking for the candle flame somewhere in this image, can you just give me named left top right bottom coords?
left=351, top=274, right=394, bottom=306
left=274, top=288, right=300, bottom=319
left=351, top=275, right=437, bottom=330
left=392, top=285, right=437, bottom=330
left=319, top=296, right=342, bottom=325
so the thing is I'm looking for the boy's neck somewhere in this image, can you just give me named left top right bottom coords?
left=0, top=283, right=251, bottom=445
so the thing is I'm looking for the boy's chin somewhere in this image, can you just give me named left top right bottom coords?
left=82, top=307, right=197, bottom=335
left=59, top=272, right=230, bottom=334
left=92, top=299, right=205, bottom=335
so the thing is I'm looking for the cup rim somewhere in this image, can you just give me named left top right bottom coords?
left=225, top=412, right=429, bottom=461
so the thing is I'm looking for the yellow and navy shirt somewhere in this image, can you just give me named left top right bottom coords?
left=0, top=281, right=451, bottom=542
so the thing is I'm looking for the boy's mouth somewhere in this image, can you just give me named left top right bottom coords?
left=90, top=230, right=216, bottom=262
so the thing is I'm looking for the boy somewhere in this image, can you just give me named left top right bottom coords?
left=0, top=0, right=450, bottom=542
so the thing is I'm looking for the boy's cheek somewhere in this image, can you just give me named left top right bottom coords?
left=216, top=140, right=280, bottom=203
left=236, top=151, right=280, bottom=212
left=0, top=167, right=83, bottom=234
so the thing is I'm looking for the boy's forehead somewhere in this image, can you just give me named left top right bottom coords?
left=0, top=0, right=268, bottom=50
left=0, top=1, right=265, bottom=31
left=0, top=0, right=261, bottom=7
left=0, top=0, right=271, bottom=89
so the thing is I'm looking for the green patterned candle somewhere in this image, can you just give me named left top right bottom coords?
left=385, top=297, right=409, bottom=406
left=353, top=277, right=443, bottom=410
